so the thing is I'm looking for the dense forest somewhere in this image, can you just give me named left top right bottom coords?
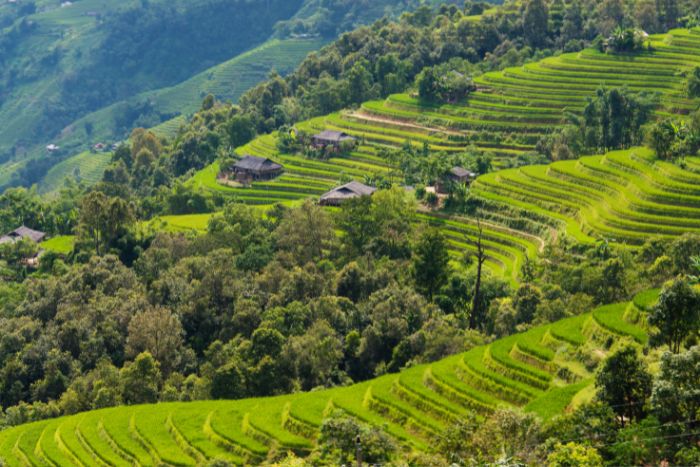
left=0, top=0, right=699, bottom=465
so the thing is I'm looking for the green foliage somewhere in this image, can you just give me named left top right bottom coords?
left=595, top=346, right=652, bottom=425
left=412, top=228, right=450, bottom=301
left=120, top=352, right=161, bottom=405
left=686, top=66, right=700, bottom=98
left=546, top=442, right=603, bottom=467
left=417, top=61, right=476, bottom=103
left=649, top=278, right=700, bottom=353
left=651, top=346, right=700, bottom=433
left=316, top=411, right=396, bottom=464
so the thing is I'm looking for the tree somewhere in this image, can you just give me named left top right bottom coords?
left=523, top=0, right=549, bottom=48
left=275, top=200, right=335, bottom=265
left=211, top=361, right=245, bottom=399
left=595, top=346, right=652, bottom=426
left=582, top=87, right=655, bottom=152
left=649, top=278, right=700, bottom=353
left=120, top=352, right=161, bottom=404
left=336, top=196, right=378, bottom=257
left=317, top=411, right=396, bottom=465
left=651, top=346, right=700, bottom=430
left=412, top=228, right=450, bottom=301
left=126, top=307, right=185, bottom=375
left=78, top=191, right=134, bottom=255
left=687, top=67, right=700, bottom=98
left=417, top=67, right=440, bottom=101
left=225, top=114, right=256, bottom=149
left=648, top=119, right=678, bottom=160
left=467, top=220, right=488, bottom=329
left=547, top=442, right=603, bottom=467
left=513, top=283, right=542, bottom=324
left=284, top=320, right=343, bottom=391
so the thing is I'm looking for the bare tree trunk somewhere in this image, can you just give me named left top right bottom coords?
left=467, top=219, right=487, bottom=330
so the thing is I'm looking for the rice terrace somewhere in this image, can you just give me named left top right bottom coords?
left=0, top=0, right=699, bottom=466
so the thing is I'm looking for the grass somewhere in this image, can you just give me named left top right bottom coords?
left=0, top=296, right=651, bottom=464
left=40, top=236, right=75, bottom=255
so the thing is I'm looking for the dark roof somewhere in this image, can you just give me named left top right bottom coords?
left=313, top=130, right=356, bottom=143
left=320, top=181, right=377, bottom=202
left=0, top=226, right=46, bottom=244
left=233, top=155, right=283, bottom=172
left=450, top=166, right=476, bottom=178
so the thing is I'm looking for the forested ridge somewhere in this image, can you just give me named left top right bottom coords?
left=0, top=0, right=699, bottom=465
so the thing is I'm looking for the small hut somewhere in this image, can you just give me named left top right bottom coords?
left=436, top=166, right=477, bottom=194
left=231, top=155, right=283, bottom=182
left=0, top=226, right=47, bottom=245
left=312, top=130, right=356, bottom=150
left=319, top=181, right=377, bottom=206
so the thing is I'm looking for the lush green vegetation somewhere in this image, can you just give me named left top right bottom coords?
left=1, top=1, right=700, bottom=465
left=0, top=0, right=443, bottom=188
left=0, top=298, right=654, bottom=465
left=471, top=147, right=700, bottom=245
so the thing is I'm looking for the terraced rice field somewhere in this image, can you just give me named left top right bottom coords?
left=187, top=28, right=700, bottom=280
left=471, top=147, right=700, bottom=245
left=0, top=294, right=653, bottom=466
left=39, top=151, right=113, bottom=195
left=352, top=28, right=700, bottom=160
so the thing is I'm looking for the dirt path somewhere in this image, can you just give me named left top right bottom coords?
left=347, top=110, right=464, bottom=136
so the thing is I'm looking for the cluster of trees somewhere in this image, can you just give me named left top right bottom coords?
left=417, top=59, right=476, bottom=103
left=647, top=107, right=700, bottom=160
left=0, top=192, right=499, bottom=425
left=538, top=86, right=656, bottom=160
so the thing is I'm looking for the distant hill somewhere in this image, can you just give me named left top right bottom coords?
left=0, top=0, right=470, bottom=190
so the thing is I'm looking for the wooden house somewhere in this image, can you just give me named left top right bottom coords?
left=312, top=130, right=356, bottom=150
left=319, top=181, right=377, bottom=206
left=0, top=226, right=47, bottom=245
left=231, top=155, right=283, bottom=182
left=436, top=166, right=477, bottom=194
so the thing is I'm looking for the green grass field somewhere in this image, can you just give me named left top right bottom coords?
left=40, top=236, right=75, bottom=255
left=0, top=295, right=654, bottom=465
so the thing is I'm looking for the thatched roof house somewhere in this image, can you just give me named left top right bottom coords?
left=449, top=166, right=476, bottom=182
left=319, top=181, right=377, bottom=206
left=312, top=130, right=356, bottom=148
left=232, top=155, right=283, bottom=181
left=436, top=166, right=477, bottom=194
left=0, top=226, right=47, bottom=245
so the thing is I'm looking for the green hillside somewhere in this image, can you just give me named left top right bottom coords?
left=324, top=28, right=700, bottom=162
left=0, top=0, right=304, bottom=159
left=39, top=151, right=113, bottom=196
left=181, top=28, right=700, bottom=285
left=35, top=38, right=325, bottom=194
left=0, top=293, right=654, bottom=466
left=472, top=147, right=700, bottom=245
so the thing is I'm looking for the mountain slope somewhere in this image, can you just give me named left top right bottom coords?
left=2, top=0, right=460, bottom=189
left=0, top=292, right=654, bottom=465
left=35, top=37, right=326, bottom=194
